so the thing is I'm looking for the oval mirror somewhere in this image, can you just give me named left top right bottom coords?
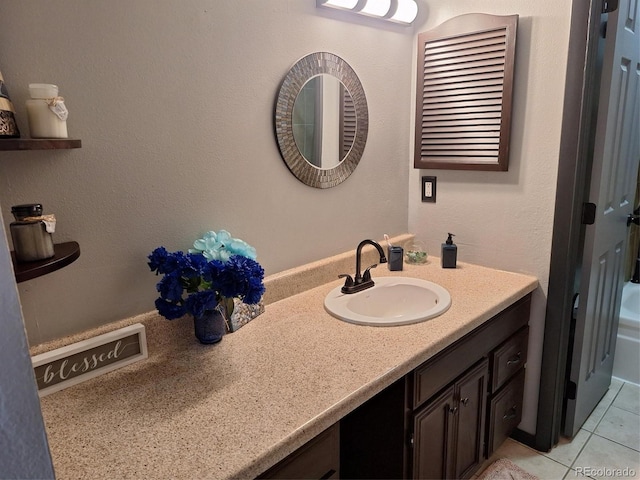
left=275, top=52, right=368, bottom=188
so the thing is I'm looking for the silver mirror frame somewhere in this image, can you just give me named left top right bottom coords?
left=275, top=52, right=368, bottom=189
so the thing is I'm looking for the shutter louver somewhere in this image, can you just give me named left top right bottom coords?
left=414, top=14, right=518, bottom=171
left=340, top=86, right=357, bottom=159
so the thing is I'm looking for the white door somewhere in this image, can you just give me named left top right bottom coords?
left=564, top=0, right=640, bottom=437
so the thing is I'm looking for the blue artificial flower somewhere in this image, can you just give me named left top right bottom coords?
left=191, top=231, right=221, bottom=260
left=184, top=290, right=218, bottom=318
left=148, top=246, right=167, bottom=273
left=200, top=258, right=223, bottom=286
left=154, top=298, right=187, bottom=320
left=218, top=255, right=265, bottom=304
left=148, top=247, right=189, bottom=276
left=182, top=253, right=208, bottom=279
left=190, top=230, right=257, bottom=261
left=156, top=272, right=184, bottom=302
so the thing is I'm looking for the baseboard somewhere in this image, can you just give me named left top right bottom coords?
left=510, top=428, right=542, bottom=451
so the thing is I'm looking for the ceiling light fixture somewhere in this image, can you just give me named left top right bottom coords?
left=359, top=0, right=392, bottom=18
left=318, top=0, right=359, bottom=10
left=317, top=0, right=418, bottom=25
left=389, top=0, right=419, bottom=24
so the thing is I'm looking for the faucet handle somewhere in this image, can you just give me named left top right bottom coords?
left=363, top=264, right=378, bottom=282
left=339, top=274, right=354, bottom=288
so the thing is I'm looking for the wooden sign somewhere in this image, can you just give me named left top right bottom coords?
left=32, top=324, right=147, bottom=397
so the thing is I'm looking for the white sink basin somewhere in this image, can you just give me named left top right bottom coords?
left=324, top=276, right=451, bottom=326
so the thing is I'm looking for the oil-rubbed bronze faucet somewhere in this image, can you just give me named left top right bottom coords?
left=339, top=239, right=388, bottom=294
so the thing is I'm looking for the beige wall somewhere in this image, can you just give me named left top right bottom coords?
left=0, top=1, right=412, bottom=344
left=0, top=0, right=574, bottom=438
left=409, top=1, right=571, bottom=433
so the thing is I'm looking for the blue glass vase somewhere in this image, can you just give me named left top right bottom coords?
left=193, top=308, right=226, bottom=344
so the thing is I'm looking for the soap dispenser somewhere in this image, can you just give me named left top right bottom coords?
left=441, top=233, right=457, bottom=269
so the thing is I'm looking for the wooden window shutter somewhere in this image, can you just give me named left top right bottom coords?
left=414, top=13, right=518, bottom=171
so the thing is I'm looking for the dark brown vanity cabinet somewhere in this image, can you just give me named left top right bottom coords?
left=413, top=360, right=488, bottom=480
left=486, top=326, right=529, bottom=456
left=409, top=296, right=530, bottom=479
left=258, top=295, right=531, bottom=480
left=258, top=423, right=340, bottom=479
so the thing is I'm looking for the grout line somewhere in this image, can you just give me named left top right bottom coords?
left=589, top=431, right=640, bottom=453
left=563, top=467, right=597, bottom=480
left=567, top=429, right=594, bottom=471
left=610, top=382, right=640, bottom=415
left=563, top=466, right=596, bottom=479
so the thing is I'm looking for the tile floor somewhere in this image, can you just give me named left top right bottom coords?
left=479, top=379, right=640, bottom=480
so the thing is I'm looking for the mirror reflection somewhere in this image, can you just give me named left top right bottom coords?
left=274, top=52, right=368, bottom=189
left=292, top=74, right=355, bottom=169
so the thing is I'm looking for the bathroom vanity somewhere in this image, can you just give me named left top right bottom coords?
left=261, top=295, right=530, bottom=479
left=34, top=238, right=537, bottom=479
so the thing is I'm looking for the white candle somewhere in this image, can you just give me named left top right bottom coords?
left=26, top=83, right=68, bottom=138
left=26, top=99, right=68, bottom=138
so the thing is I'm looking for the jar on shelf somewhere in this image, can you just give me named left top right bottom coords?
left=25, top=83, right=68, bottom=138
left=10, top=203, right=56, bottom=263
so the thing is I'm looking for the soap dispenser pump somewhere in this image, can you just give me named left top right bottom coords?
left=441, top=233, right=457, bottom=269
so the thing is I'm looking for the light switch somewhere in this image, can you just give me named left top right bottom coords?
left=422, top=176, right=436, bottom=203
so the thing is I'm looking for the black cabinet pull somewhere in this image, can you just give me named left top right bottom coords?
left=502, top=405, right=518, bottom=420
left=461, top=397, right=469, bottom=406
left=506, top=352, right=522, bottom=366
left=320, top=469, right=337, bottom=479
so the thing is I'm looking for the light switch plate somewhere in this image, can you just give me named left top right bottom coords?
left=422, top=176, right=436, bottom=203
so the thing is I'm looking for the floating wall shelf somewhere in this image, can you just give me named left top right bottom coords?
left=0, top=138, right=83, bottom=281
left=0, top=138, right=82, bottom=151
left=11, top=241, right=81, bottom=283
left=1, top=139, right=82, bottom=280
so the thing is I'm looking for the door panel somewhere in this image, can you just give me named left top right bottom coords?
left=454, top=361, right=488, bottom=479
left=565, top=0, right=640, bottom=437
left=413, top=386, right=456, bottom=480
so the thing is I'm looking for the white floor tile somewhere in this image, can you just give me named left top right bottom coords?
left=583, top=382, right=625, bottom=432
left=546, top=429, right=591, bottom=467
left=483, top=381, right=638, bottom=480
left=490, top=438, right=569, bottom=479
left=594, top=406, right=640, bottom=451
left=613, top=383, right=640, bottom=416
left=573, top=434, right=640, bottom=480
left=565, top=468, right=596, bottom=479
left=610, top=377, right=625, bottom=392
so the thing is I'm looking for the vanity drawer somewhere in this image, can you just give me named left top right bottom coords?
left=486, top=369, right=525, bottom=456
left=259, top=423, right=339, bottom=479
left=413, top=296, right=530, bottom=409
left=490, top=326, right=528, bottom=393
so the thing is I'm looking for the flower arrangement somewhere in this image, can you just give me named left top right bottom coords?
left=148, top=230, right=265, bottom=321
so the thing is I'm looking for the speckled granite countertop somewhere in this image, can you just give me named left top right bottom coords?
left=34, top=235, right=537, bottom=479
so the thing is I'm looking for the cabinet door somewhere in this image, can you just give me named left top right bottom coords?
left=413, top=385, right=456, bottom=480
left=413, top=360, right=488, bottom=480
left=454, top=360, right=488, bottom=479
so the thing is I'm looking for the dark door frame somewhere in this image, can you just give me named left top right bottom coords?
left=534, top=0, right=607, bottom=452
